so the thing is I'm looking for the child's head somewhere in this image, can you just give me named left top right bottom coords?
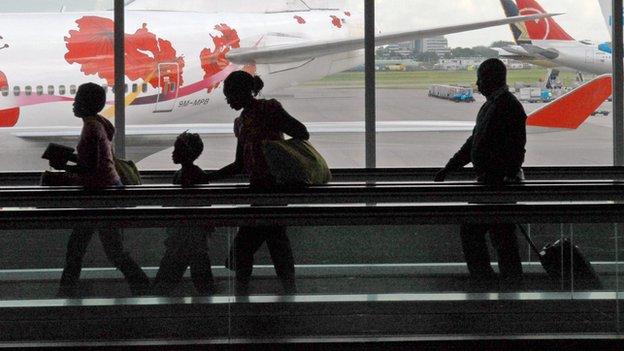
left=172, top=131, right=204, bottom=165
left=73, top=83, right=106, bottom=118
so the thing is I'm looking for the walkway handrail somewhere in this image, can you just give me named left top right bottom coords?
left=2, top=180, right=624, bottom=208
left=3, top=166, right=624, bottom=186
left=0, top=202, right=621, bottom=229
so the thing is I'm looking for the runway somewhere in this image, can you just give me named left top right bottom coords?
left=0, top=86, right=614, bottom=172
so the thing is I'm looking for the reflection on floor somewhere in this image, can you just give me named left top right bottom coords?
left=0, top=273, right=614, bottom=300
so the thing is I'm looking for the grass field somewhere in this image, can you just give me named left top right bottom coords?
left=303, top=68, right=581, bottom=89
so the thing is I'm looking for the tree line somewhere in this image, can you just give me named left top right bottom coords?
left=376, top=41, right=515, bottom=63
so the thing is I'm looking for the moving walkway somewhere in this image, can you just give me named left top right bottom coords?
left=1, top=173, right=624, bottom=346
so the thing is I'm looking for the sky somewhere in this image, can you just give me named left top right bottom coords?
left=0, top=0, right=611, bottom=47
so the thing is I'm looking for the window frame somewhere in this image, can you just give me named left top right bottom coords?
left=110, top=1, right=623, bottom=169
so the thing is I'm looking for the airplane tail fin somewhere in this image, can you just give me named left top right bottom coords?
left=527, top=74, right=612, bottom=129
left=598, top=0, right=613, bottom=37
left=499, top=0, right=532, bottom=44
left=515, top=0, right=574, bottom=41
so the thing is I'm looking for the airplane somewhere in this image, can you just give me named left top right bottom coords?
left=597, top=0, right=616, bottom=54
left=598, top=0, right=614, bottom=36
left=498, top=0, right=611, bottom=76
left=0, top=0, right=556, bottom=143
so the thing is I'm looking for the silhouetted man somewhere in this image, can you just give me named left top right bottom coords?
left=435, top=58, right=526, bottom=290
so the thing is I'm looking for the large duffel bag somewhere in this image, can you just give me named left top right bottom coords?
left=262, top=138, right=331, bottom=186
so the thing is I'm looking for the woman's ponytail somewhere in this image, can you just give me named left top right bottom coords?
left=252, top=75, right=264, bottom=96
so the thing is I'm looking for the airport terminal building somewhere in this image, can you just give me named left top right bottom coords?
left=0, top=0, right=623, bottom=349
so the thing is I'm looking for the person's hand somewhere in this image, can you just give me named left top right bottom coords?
left=49, top=159, right=67, bottom=171
left=434, top=168, right=448, bottom=182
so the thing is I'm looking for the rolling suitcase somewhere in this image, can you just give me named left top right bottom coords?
left=518, top=225, right=602, bottom=290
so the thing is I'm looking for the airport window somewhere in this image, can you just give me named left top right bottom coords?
left=132, top=83, right=138, bottom=93
left=24, top=86, right=32, bottom=96
left=47, top=85, right=54, bottom=95
left=58, top=85, right=65, bottom=95
left=170, top=83, right=176, bottom=92
left=13, top=86, right=20, bottom=96
left=36, top=85, right=43, bottom=96
left=69, top=85, right=77, bottom=95
left=142, top=83, right=148, bottom=93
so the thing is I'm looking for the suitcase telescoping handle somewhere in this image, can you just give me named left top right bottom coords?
left=517, top=224, right=542, bottom=257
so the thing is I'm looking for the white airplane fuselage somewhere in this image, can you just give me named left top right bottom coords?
left=0, top=10, right=364, bottom=128
left=527, top=39, right=612, bottom=75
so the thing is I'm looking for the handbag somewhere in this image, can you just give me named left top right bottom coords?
left=113, top=156, right=142, bottom=185
left=262, top=138, right=331, bottom=185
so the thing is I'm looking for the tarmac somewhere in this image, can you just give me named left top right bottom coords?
left=0, top=86, right=614, bottom=172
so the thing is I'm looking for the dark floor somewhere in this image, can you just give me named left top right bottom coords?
left=0, top=272, right=611, bottom=300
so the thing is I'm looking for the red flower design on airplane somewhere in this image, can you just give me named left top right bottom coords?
left=125, top=23, right=185, bottom=88
left=344, top=11, right=351, bottom=17
left=0, top=70, right=19, bottom=127
left=330, top=15, right=343, bottom=28
left=200, top=24, right=247, bottom=93
left=64, top=16, right=185, bottom=88
left=294, top=15, right=306, bottom=24
left=64, top=16, right=115, bottom=84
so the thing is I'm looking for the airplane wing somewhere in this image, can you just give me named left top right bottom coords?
left=520, top=44, right=560, bottom=60
left=494, top=47, right=536, bottom=61
left=227, top=13, right=557, bottom=64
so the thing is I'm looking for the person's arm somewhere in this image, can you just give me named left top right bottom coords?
left=57, top=137, right=98, bottom=174
left=68, top=153, right=78, bottom=163
left=207, top=140, right=244, bottom=181
left=270, top=101, right=309, bottom=140
left=434, top=135, right=473, bottom=182
left=504, top=100, right=527, bottom=171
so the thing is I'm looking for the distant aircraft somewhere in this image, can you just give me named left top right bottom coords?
left=498, top=0, right=611, bottom=75
left=0, top=0, right=553, bottom=140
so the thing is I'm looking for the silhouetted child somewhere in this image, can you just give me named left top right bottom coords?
left=152, top=132, right=215, bottom=295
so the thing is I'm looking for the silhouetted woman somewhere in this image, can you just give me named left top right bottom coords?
left=52, top=83, right=149, bottom=297
left=211, top=71, right=309, bottom=295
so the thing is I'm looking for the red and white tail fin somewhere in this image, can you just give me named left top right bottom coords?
left=516, top=0, right=574, bottom=41
left=527, top=74, right=612, bottom=129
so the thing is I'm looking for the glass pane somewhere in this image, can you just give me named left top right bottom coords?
left=0, top=208, right=617, bottom=341
left=0, top=0, right=115, bottom=171
left=128, top=1, right=365, bottom=170
left=375, top=0, right=612, bottom=167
